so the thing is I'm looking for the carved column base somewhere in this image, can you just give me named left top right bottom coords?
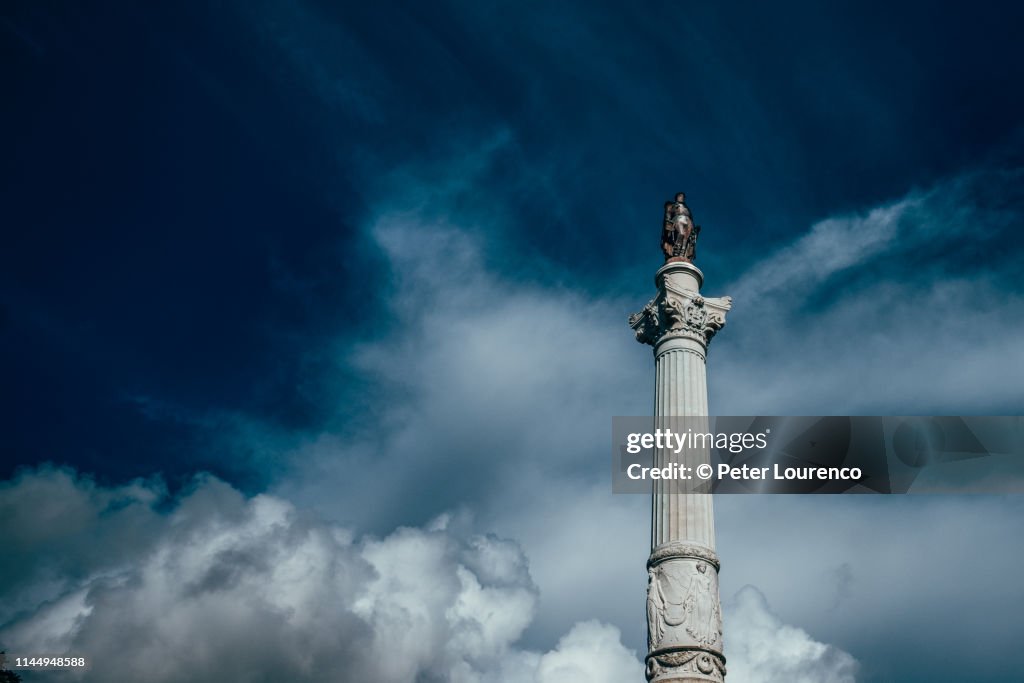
left=645, top=648, right=727, bottom=683
left=646, top=543, right=725, bottom=683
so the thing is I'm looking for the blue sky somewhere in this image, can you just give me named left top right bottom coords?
left=2, top=2, right=1024, bottom=682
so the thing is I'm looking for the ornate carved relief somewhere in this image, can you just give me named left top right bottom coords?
left=646, top=649, right=727, bottom=682
left=648, top=541, right=720, bottom=569
left=629, top=300, right=661, bottom=345
left=646, top=560, right=723, bottom=651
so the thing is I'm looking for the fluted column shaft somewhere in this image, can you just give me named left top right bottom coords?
left=652, top=342, right=714, bottom=549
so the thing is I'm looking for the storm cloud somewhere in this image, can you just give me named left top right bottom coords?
left=0, top=467, right=637, bottom=682
left=0, top=468, right=853, bottom=683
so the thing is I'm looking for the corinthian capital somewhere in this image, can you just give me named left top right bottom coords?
left=629, top=291, right=731, bottom=348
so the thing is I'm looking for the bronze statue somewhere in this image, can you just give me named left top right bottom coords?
left=660, top=192, right=700, bottom=263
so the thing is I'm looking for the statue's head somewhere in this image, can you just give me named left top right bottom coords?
left=697, top=562, right=707, bottom=574
left=674, top=192, right=686, bottom=203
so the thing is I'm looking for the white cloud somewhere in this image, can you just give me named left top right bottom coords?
left=0, top=467, right=641, bottom=683
left=731, top=201, right=910, bottom=301
left=533, top=620, right=640, bottom=683
left=2, top=469, right=890, bottom=683
left=723, top=586, right=858, bottom=683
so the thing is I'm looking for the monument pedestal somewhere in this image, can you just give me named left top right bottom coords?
left=630, top=260, right=732, bottom=683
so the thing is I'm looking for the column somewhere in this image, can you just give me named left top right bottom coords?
left=629, top=260, right=731, bottom=683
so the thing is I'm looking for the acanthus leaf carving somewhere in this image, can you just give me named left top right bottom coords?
left=630, top=292, right=730, bottom=348
left=629, top=299, right=661, bottom=345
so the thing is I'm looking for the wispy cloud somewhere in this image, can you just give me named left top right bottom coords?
left=714, top=166, right=1024, bottom=415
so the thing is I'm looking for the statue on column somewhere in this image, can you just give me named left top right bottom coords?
left=661, top=192, right=700, bottom=263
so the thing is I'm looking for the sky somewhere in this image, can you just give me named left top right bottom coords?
left=2, top=1, right=1024, bottom=682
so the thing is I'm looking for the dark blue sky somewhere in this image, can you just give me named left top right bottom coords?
left=4, top=1, right=1022, bottom=490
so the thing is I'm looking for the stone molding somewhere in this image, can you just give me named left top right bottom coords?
left=646, top=647, right=727, bottom=683
left=648, top=541, right=721, bottom=570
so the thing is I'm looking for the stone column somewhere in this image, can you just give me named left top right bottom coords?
left=629, top=260, right=731, bottom=683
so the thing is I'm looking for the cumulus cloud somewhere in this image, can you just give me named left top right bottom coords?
left=0, top=468, right=876, bottom=683
left=723, top=586, right=858, bottom=683
left=0, top=467, right=640, bottom=683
